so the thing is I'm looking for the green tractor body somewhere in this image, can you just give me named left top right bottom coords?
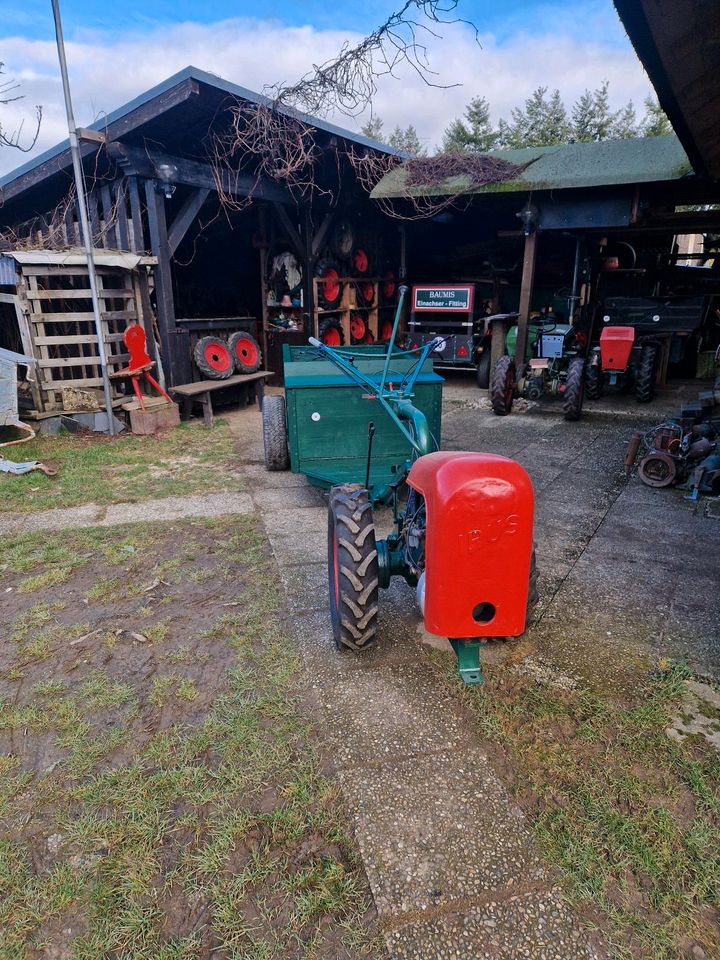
left=491, top=315, right=587, bottom=420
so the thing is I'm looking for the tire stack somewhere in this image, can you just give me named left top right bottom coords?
left=192, top=330, right=262, bottom=380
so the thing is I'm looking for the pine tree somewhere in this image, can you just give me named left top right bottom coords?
left=441, top=96, right=498, bottom=153
left=361, top=115, right=385, bottom=142
left=388, top=124, right=426, bottom=156
left=498, top=87, right=570, bottom=148
left=611, top=101, right=638, bottom=139
left=641, top=95, right=672, bottom=137
left=570, top=81, right=638, bottom=142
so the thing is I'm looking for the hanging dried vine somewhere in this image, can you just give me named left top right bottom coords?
left=209, top=0, right=480, bottom=212
left=346, top=145, right=528, bottom=219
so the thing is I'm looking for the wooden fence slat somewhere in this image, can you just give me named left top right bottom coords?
left=30, top=310, right=137, bottom=323
left=25, top=288, right=134, bottom=300
left=34, top=333, right=126, bottom=345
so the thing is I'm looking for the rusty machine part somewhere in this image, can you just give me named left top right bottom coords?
left=638, top=451, right=678, bottom=487
left=624, top=431, right=643, bottom=475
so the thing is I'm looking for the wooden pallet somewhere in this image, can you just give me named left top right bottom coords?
left=13, top=262, right=153, bottom=413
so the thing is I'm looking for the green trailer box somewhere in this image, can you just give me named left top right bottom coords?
left=282, top=343, right=443, bottom=493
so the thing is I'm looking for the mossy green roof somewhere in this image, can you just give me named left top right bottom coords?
left=370, top=135, right=693, bottom=199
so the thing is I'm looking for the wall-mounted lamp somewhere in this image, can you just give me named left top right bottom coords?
left=516, top=202, right=539, bottom=237
left=156, top=163, right=178, bottom=199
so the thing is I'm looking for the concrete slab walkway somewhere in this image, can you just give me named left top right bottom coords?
left=0, top=491, right=253, bottom=535
left=229, top=414, right=606, bottom=959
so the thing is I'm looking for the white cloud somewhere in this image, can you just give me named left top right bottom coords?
left=0, top=12, right=653, bottom=177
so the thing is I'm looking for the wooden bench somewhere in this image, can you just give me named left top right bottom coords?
left=171, top=370, right=273, bottom=427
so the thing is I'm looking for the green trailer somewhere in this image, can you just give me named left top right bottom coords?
left=263, top=342, right=443, bottom=501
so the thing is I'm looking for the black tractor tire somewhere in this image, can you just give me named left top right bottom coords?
left=228, top=330, right=262, bottom=374
left=490, top=317, right=508, bottom=383
left=585, top=362, right=603, bottom=400
left=316, top=258, right=343, bottom=309
left=319, top=317, right=345, bottom=347
left=563, top=357, right=585, bottom=421
left=331, top=218, right=354, bottom=260
left=635, top=344, right=657, bottom=403
left=476, top=349, right=491, bottom=389
left=328, top=484, right=379, bottom=652
left=262, top=395, right=290, bottom=471
left=193, top=336, right=234, bottom=380
left=491, top=355, right=516, bottom=415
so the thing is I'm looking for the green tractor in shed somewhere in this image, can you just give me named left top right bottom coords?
left=490, top=311, right=587, bottom=420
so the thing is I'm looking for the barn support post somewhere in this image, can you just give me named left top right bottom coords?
left=515, top=230, right=538, bottom=367
left=303, top=206, right=316, bottom=336
left=145, top=178, right=192, bottom=386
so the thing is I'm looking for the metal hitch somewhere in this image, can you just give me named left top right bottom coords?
left=449, top=638, right=484, bottom=685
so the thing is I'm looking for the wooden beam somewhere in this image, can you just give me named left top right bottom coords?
left=168, top=187, right=210, bottom=256
left=127, top=176, right=144, bottom=252
left=311, top=211, right=334, bottom=259
left=303, top=205, right=316, bottom=338
left=109, top=142, right=292, bottom=205
left=0, top=78, right=200, bottom=203
left=515, top=231, right=538, bottom=367
left=145, top=178, right=192, bottom=386
left=273, top=203, right=304, bottom=259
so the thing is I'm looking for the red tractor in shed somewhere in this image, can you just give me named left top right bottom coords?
left=585, top=296, right=706, bottom=402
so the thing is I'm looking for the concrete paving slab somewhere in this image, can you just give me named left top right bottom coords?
left=0, top=503, right=103, bottom=535
left=241, top=462, right=312, bottom=487
left=279, top=562, right=329, bottom=613
left=342, top=748, right=549, bottom=916
left=266, top=531, right=328, bottom=564
left=260, top=505, right=327, bottom=538
left=316, top=662, right=474, bottom=770
left=384, top=886, right=603, bottom=960
left=252, top=485, right=326, bottom=511
left=103, top=492, right=253, bottom=525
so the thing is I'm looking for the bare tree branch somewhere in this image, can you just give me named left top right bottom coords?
left=208, top=0, right=480, bottom=212
left=0, top=61, right=42, bottom=152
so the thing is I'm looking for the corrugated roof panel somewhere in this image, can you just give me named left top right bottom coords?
left=0, top=256, right=17, bottom=286
left=370, top=135, right=692, bottom=200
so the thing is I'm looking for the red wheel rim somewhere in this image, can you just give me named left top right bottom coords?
left=350, top=314, right=366, bottom=340
left=204, top=342, right=232, bottom=372
left=382, top=271, right=396, bottom=299
left=353, top=248, right=369, bottom=274
left=361, top=282, right=374, bottom=303
left=380, top=321, right=393, bottom=341
left=506, top=369, right=515, bottom=406
left=321, top=267, right=340, bottom=302
left=323, top=327, right=342, bottom=347
left=233, top=336, right=258, bottom=367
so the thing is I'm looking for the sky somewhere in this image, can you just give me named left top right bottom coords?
left=0, top=0, right=654, bottom=177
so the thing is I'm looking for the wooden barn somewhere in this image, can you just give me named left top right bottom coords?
left=0, top=66, right=401, bottom=422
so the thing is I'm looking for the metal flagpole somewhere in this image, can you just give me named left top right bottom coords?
left=50, top=0, right=116, bottom=434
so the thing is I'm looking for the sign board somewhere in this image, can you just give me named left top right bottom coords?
left=412, top=284, right=474, bottom=313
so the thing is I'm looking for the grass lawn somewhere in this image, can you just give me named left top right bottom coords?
left=0, top=420, right=244, bottom=514
left=432, top=654, right=720, bottom=960
left=0, top=516, right=380, bottom=959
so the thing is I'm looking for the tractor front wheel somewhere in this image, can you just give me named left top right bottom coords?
left=563, top=357, right=585, bottom=421
left=491, top=355, right=516, bottom=415
left=585, top=362, right=603, bottom=400
left=328, top=484, right=379, bottom=651
left=476, top=349, right=491, bottom=389
left=635, top=344, right=657, bottom=403
left=262, top=395, right=290, bottom=471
